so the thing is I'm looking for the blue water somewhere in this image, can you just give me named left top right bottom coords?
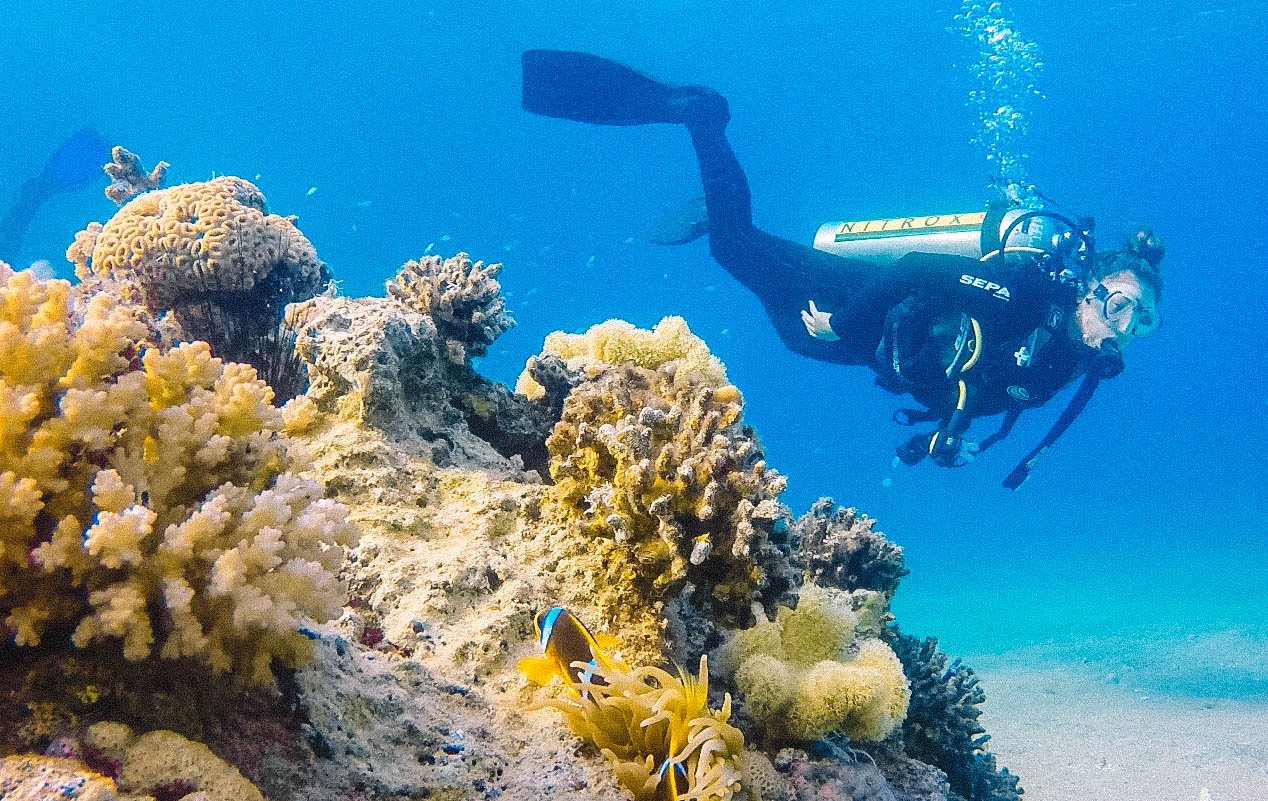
left=3, top=1, right=1265, bottom=698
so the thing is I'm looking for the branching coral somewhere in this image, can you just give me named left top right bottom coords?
left=545, top=355, right=793, bottom=628
left=792, top=498, right=908, bottom=598
left=728, top=584, right=910, bottom=743
left=516, top=316, right=727, bottom=400
left=890, top=629, right=1022, bottom=801
left=386, top=252, right=513, bottom=364
left=530, top=655, right=745, bottom=801
left=103, top=146, right=169, bottom=205
left=68, top=175, right=329, bottom=399
left=0, top=266, right=356, bottom=682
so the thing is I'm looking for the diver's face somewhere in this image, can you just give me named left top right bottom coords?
left=1074, top=271, right=1159, bottom=352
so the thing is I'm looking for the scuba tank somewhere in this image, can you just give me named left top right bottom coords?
left=812, top=205, right=1061, bottom=264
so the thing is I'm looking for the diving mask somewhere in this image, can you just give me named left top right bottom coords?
left=1093, top=283, right=1160, bottom=337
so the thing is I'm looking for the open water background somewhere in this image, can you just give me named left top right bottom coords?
left=3, top=0, right=1265, bottom=715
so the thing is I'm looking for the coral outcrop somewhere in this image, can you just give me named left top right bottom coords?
left=728, top=583, right=910, bottom=744
left=0, top=266, right=356, bottom=682
left=386, top=252, right=514, bottom=364
left=0, top=755, right=120, bottom=801
left=68, top=176, right=329, bottom=398
left=545, top=356, right=795, bottom=630
left=83, top=721, right=265, bottom=801
left=792, top=498, right=908, bottom=598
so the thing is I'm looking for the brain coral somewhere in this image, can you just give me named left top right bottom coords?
left=68, top=176, right=329, bottom=398
left=729, top=583, right=910, bottom=743
left=516, top=316, right=727, bottom=400
left=0, top=266, right=356, bottom=682
left=386, top=252, right=514, bottom=363
left=545, top=357, right=793, bottom=629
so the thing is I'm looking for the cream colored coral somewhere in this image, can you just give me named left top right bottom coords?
left=71, top=176, right=325, bottom=311
left=386, top=252, right=513, bottom=359
left=0, top=267, right=357, bottom=681
left=516, top=316, right=727, bottom=399
left=84, top=721, right=265, bottom=801
left=729, top=583, right=910, bottom=742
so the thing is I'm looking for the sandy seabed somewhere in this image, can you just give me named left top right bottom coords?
left=969, top=629, right=1268, bottom=801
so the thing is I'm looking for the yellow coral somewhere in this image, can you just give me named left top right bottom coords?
left=531, top=655, right=745, bottom=801
left=83, top=721, right=265, bottom=801
left=544, top=359, right=789, bottom=628
left=0, top=266, right=356, bottom=682
left=516, top=316, right=727, bottom=399
left=729, top=584, right=910, bottom=743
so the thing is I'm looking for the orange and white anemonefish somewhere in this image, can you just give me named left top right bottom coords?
left=517, top=607, right=620, bottom=692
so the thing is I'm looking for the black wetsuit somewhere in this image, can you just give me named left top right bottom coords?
left=520, top=49, right=1102, bottom=470
left=684, top=95, right=1089, bottom=448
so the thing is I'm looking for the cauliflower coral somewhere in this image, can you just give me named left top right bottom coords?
left=0, top=265, right=356, bottom=682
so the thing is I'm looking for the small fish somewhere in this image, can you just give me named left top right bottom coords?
left=424, top=242, right=435, bottom=254
left=517, top=607, right=619, bottom=694
left=586, top=255, right=596, bottom=267
left=356, top=200, right=372, bottom=208
left=654, top=757, right=690, bottom=801
left=624, top=236, right=635, bottom=245
left=306, top=186, right=318, bottom=196
left=441, top=234, right=452, bottom=242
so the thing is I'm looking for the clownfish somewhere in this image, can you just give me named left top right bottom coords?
left=517, top=607, right=620, bottom=693
left=655, top=756, right=690, bottom=801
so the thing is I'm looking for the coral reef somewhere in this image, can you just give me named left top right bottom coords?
left=528, top=655, right=745, bottom=801
left=728, top=584, right=910, bottom=744
left=544, top=357, right=795, bottom=630
left=515, top=316, right=727, bottom=399
left=890, top=630, right=1022, bottom=801
left=792, top=498, right=908, bottom=598
left=0, top=266, right=356, bottom=682
left=68, top=175, right=329, bottom=399
left=103, top=146, right=169, bottom=206
left=386, top=252, right=514, bottom=364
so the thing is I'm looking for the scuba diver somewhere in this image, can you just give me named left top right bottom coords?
left=0, top=127, right=112, bottom=268
left=520, top=50, right=1165, bottom=488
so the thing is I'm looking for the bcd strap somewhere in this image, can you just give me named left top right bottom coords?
left=977, top=408, right=1021, bottom=453
left=1002, top=372, right=1102, bottom=489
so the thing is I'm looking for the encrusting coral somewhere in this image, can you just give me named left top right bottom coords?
left=0, top=264, right=357, bottom=682
left=387, top=252, right=514, bottom=364
left=528, top=654, right=745, bottom=801
left=82, top=721, right=265, bottom=801
left=68, top=175, right=329, bottom=399
left=0, top=754, right=121, bottom=801
left=544, top=346, right=794, bottom=629
left=728, top=583, right=910, bottom=744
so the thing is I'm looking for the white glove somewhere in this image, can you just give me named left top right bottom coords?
left=800, top=300, right=840, bottom=341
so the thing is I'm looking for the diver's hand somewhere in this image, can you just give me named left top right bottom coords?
left=801, top=300, right=839, bottom=341
left=929, top=431, right=977, bottom=468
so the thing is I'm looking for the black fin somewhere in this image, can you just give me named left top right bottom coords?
left=649, top=196, right=709, bottom=245
left=522, top=49, right=690, bottom=126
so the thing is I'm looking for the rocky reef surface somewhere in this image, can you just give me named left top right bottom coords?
left=0, top=170, right=1021, bottom=801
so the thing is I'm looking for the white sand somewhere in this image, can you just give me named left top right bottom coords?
left=970, top=648, right=1268, bottom=801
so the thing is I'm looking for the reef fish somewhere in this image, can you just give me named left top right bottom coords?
left=517, top=607, right=619, bottom=693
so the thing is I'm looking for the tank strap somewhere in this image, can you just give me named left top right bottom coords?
left=980, top=201, right=1010, bottom=258
left=1002, top=372, right=1102, bottom=489
left=976, top=408, right=1022, bottom=453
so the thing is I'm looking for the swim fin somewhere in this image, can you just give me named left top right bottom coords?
left=522, top=49, right=703, bottom=126
left=649, top=195, right=709, bottom=245
left=36, top=127, right=111, bottom=196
